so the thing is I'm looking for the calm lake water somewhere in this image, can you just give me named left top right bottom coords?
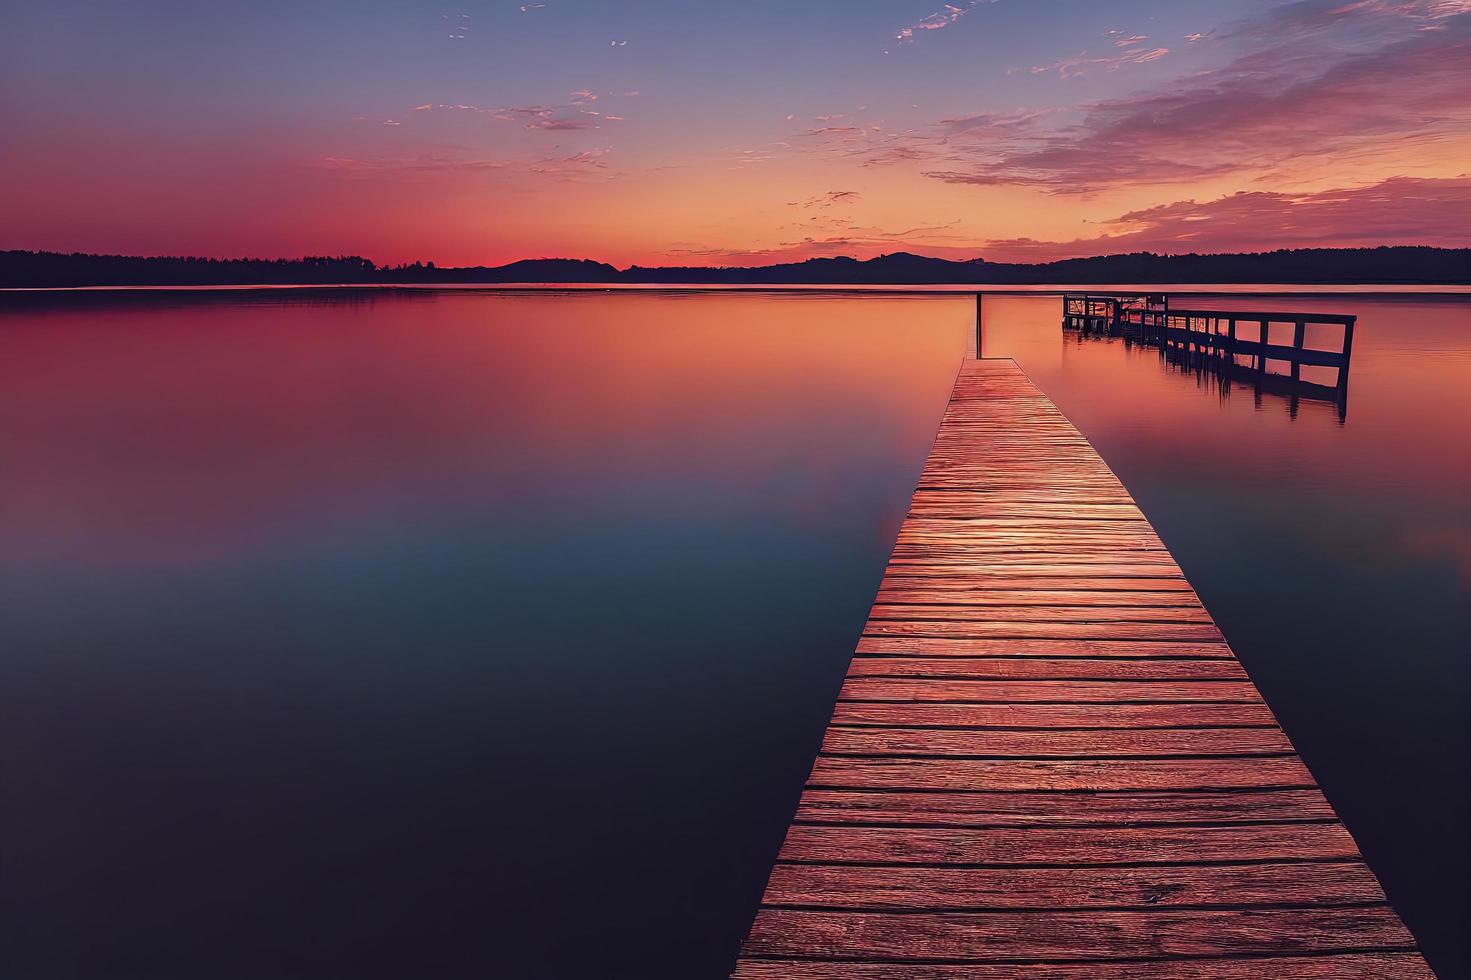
left=1, top=289, right=1467, bottom=978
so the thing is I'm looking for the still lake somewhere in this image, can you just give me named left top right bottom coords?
left=1, top=289, right=1467, bottom=978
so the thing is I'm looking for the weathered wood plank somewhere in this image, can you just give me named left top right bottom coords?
left=807, top=756, right=1315, bottom=792
left=880, top=575, right=1196, bottom=591
left=733, top=952, right=1435, bottom=979
left=821, top=726, right=1291, bottom=759
left=861, top=621, right=1226, bottom=642
left=792, top=788, right=1335, bottom=827
left=844, top=658, right=1246, bottom=680
left=838, top=678, right=1261, bottom=703
left=829, top=701, right=1278, bottom=729
left=866, top=603, right=1216, bottom=623
left=873, top=588, right=1205, bottom=606
left=761, top=860, right=1385, bottom=909
left=775, top=822, right=1357, bottom=866
left=742, top=906, right=1414, bottom=961
left=855, top=637, right=1231, bottom=657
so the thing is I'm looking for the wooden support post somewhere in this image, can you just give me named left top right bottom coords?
left=1291, top=319, right=1305, bottom=382
left=1258, top=319, right=1271, bottom=378
left=975, top=292, right=983, bottom=359
left=1228, top=318, right=1238, bottom=370
left=1337, top=317, right=1356, bottom=414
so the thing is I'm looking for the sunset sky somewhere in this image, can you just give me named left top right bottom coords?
left=3, top=0, right=1469, bottom=267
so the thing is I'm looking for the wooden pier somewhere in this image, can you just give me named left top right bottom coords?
left=731, top=358, right=1428, bottom=978
left=1061, top=293, right=1166, bottom=334
left=1062, top=293, right=1356, bottom=417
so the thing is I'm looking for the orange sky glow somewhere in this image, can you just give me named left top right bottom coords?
left=2, top=1, right=1469, bottom=267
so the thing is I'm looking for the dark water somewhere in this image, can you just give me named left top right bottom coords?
left=0, top=291, right=968, bottom=980
left=1, top=289, right=1467, bottom=978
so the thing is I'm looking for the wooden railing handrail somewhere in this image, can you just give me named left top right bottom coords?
left=1126, top=308, right=1357, bottom=325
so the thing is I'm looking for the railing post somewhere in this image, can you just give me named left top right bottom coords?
left=975, top=291, right=983, bottom=359
left=1291, top=319, right=1305, bottom=382
left=1337, top=316, right=1355, bottom=411
left=1258, top=319, right=1270, bottom=378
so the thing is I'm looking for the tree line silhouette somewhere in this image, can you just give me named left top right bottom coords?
left=2, top=246, right=1466, bottom=288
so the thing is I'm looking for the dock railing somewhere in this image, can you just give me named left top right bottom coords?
left=1062, top=293, right=1167, bottom=334
left=1128, top=307, right=1355, bottom=403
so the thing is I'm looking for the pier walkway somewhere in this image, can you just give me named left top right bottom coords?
left=731, top=358, right=1429, bottom=978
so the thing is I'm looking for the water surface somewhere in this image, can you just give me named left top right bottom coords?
left=0, top=290, right=969, bottom=979
left=1, top=288, right=1467, bottom=978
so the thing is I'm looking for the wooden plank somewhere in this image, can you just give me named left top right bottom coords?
left=742, top=907, right=1414, bottom=961
left=861, top=621, right=1225, bottom=641
left=807, top=756, right=1316, bottom=792
left=844, top=658, right=1246, bottom=680
left=873, top=589, right=1205, bottom=607
left=792, top=788, right=1335, bottom=827
left=884, top=558, right=1186, bottom=571
left=731, top=359, right=1426, bottom=975
left=838, top=679, right=1261, bottom=703
left=821, top=726, right=1291, bottom=758
left=775, top=822, right=1357, bottom=866
left=761, top=860, right=1385, bottom=909
left=866, top=603, right=1217, bottom=622
left=733, top=952, right=1435, bottom=979
left=855, top=637, right=1231, bottom=657
left=829, top=702, right=1278, bottom=729
left=878, top=576, right=1198, bottom=592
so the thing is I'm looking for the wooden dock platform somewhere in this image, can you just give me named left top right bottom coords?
left=731, top=358, right=1429, bottom=978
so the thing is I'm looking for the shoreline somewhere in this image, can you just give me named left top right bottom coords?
left=4, top=281, right=1471, bottom=298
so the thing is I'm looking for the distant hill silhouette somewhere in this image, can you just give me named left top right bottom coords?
left=2, top=246, right=1467, bottom=289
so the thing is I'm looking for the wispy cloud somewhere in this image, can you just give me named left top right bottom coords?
left=1016, top=43, right=1169, bottom=78
left=315, top=146, right=617, bottom=184
left=933, top=8, right=1471, bottom=192
left=938, top=107, right=1053, bottom=136
left=1221, top=0, right=1471, bottom=41
left=403, top=98, right=623, bottom=131
left=789, top=190, right=861, bottom=208
left=895, top=1, right=995, bottom=43
left=525, top=117, right=600, bottom=131
left=979, top=175, right=1471, bottom=260
left=662, top=218, right=973, bottom=264
left=316, top=154, right=512, bottom=178
left=442, top=12, right=470, bottom=39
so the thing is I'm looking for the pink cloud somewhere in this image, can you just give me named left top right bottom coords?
left=1017, top=44, right=1169, bottom=78
left=935, top=12, right=1471, bottom=192
left=979, top=176, right=1471, bottom=261
left=895, top=1, right=994, bottom=43
left=525, top=117, right=600, bottom=131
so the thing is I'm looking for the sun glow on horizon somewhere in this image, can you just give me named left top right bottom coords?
left=2, top=1, right=1469, bottom=267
